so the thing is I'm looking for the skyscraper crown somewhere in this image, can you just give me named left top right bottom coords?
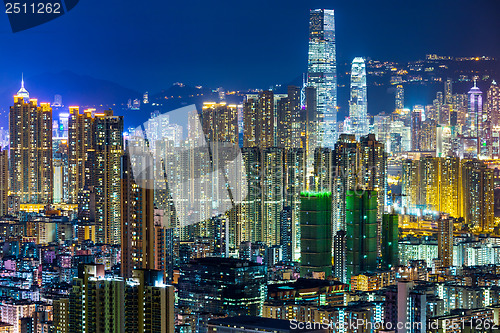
left=16, top=74, right=29, bottom=99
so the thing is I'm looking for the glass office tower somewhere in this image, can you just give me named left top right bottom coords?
left=307, top=9, right=337, bottom=148
left=349, top=57, right=368, bottom=139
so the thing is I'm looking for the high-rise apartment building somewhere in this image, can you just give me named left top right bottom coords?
left=0, top=149, right=8, bottom=217
left=461, top=159, right=494, bottom=232
left=308, top=9, right=337, bottom=147
left=121, top=152, right=155, bottom=278
left=241, top=147, right=262, bottom=243
left=202, top=102, right=238, bottom=144
left=262, top=147, right=284, bottom=246
left=285, top=148, right=306, bottom=260
left=333, top=230, right=346, bottom=282
left=438, top=214, right=454, bottom=268
left=68, top=265, right=174, bottom=333
left=9, top=80, right=53, bottom=204
left=332, top=134, right=358, bottom=233
left=92, top=110, right=124, bottom=245
left=487, top=80, right=500, bottom=126
left=359, top=134, right=387, bottom=254
left=68, top=107, right=95, bottom=203
left=402, top=157, right=460, bottom=218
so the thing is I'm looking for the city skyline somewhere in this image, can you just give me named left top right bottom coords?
left=0, top=0, right=499, bottom=94
left=0, top=3, right=499, bottom=332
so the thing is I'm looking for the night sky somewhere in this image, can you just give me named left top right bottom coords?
left=0, top=0, right=499, bottom=93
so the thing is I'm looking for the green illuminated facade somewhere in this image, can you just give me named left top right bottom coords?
left=300, top=191, right=332, bottom=277
left=381, top=213, right=399, bottom=270
left=346, top=190, right=377, bottom=281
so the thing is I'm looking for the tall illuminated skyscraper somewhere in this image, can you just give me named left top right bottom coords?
left=285, top=85, right=302, bottom=149
left=243, top=91, right=286, bottom=149
left=461, top=159, right=494, bottom=232
left=68, top=107, right=95, bottom=203
left=445, top=78, right=453, bottom=105
left=307, top=9, right=337, bottom=148
left=466, top=81, right=483, bottom=137
left=487, top=80, right=499, bottom=126
left=395, top=85, right=404, bottom=111
left=332, top=134, right=358, bottom=233
left=9, top=79, right=53, bottom=204
left=0, top=149, right=8, bottom=217
left=411, top=106, right=423, bottom=151
left=349, top=57, right=368, bottom=139
left=121, top=151, right=155, bottom=278
left=262, top=147, right=284, bottom=246
left=241, top=147, right=262, bottom=243
left=466, top=81, right=483, bottom=157
left=438, top=214, right=453, bottom=268
left=285, top=148, right=306, bottom=260
left=359, top=134, right=387, bottom=255
left=90, top=110, right=124, bottom=245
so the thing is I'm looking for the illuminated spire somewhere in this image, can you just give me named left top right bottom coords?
left=17, top=73, right=29, bottom=99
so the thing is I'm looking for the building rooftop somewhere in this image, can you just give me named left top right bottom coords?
left=208, top=315, right=327, bottom=332
left=187, top=257, right=263, bottom=268
left=268, top=278, right=347, bottom=293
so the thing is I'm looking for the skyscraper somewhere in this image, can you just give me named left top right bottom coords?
left=332, top=134, right=358, bottom=233
left=333, top=230, right=346, bottom=282
left=487, top=80, right=500, bottom=126
left=0, top=149, right=8, bottom=217
left=437, top=214, right=453, bottom=268
left=280, top=207, right=293, bottom=262
left=285, top=85, right=302, bottom=149
left=461, top=159, right=494, bottom=232
left=307, top=9, right=337, bottom=147
left=395, top=85, right=404, bottom=111
left=466, top=81, right=483, bottom=157
left=262, top=147, right=284, bottom=246
left=243, top=92, right=286, bottom=149
left=91, top=110, right=124, bottom=245
left=300, top=191, right=333, bottom=278
left=349, top=57, right=368, bottom=139
left=121, top=152, right=155, bottom=278
left=9, top=79, right=53, bottom=204
left=410, top=106, right=423, bottom=151
left=359, top=134, right=387, bottom=255
left=68, top=107, right=95, bottom=204
left=242, top=147, right=262, bottom=243
left=285, top=148, right=306, bottom=260
left=445, top=78, right=453, bottom=105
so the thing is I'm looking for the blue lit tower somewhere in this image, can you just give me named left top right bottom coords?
left=466, top=80, right=483, bottom=157
left=307, top=9, right=337, bottom=148
left=349, top=57, right=368, bottom=139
